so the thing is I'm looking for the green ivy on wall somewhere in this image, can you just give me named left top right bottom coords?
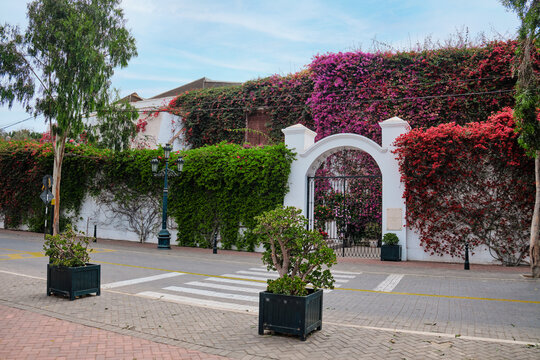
left=166, top=71, right=314, bottom=147
left=0, top=140, right=106, bottom=231
left=0, top=140, right=294, bottom=251
left=170, top=142, right=295, bottom=250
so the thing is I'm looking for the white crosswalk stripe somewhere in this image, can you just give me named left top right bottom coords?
left=185, top=281, right=261, bottom=293
left=137, top=291, right=259, bottom=312
left=134, top=267, right=357, bottom=311
left=205, top=277, right=267, bottom=287
left=102, top=272, right=183, bottom=289
left=164, top=286, right=258, bottom=302
left=248, top=267, right=358, bottom=279
left=220, top=273, right=270, bottom=281
left=234, top=270, right=349, bottom=283
left=373, top=274, right=404, bottom=292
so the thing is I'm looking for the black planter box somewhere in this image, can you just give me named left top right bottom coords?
left=47, top=263, right=101, bottom=300
left=259, top=288, right=323, bottom=341
left=381, top=245, right=402, bottom=261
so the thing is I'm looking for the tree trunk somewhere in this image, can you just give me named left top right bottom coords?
left=52, top=132, right=68, bottom=235
left=531, top=151, right=540, bottom=278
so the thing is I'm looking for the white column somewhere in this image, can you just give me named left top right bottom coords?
left=282, top=124, right=317, bottom=213
left=379, top=117, right=410, bottom=260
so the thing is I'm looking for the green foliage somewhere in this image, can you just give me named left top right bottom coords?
left=267, top=275, right=308, bottom=297
left=0, top=140, right=293, bottom=251
left=91, top=100, right=139, bottom=152
left=171, top=142, right=295, bottom=250
left=364, top=222, right=381, bottom=239
left=382, top=233, right=400, bottom=246
left=43, top=225, right=92, bottom=267
left=0, top=140, right=105, bottom=229
left=0, top=129, right=43, bottom=141
left=254, top=206, right=336, bottom=296
left=501, top=0, right=540, bottom=155
left=168, top=72, right=314, bottom=147
left=0, top=0, right=137, bottom=233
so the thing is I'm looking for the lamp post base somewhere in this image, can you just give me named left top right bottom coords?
left=157, top=229, right=171, bottom=249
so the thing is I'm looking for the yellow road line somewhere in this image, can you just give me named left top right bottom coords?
left=0, top=247, right=40, bottom=253
left=335, top=287, right=540, bottom=304
left=94, top=260, right=540, bottom=305
left=0, top=248, right=115, bottom=261
left=0, top=251, right=45, bottom=260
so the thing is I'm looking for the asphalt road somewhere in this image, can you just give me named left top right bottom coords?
left=1, top=229, right=539, bottom=344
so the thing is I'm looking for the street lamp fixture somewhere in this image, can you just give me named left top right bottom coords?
left=150, top=158, right=159, bottom=173
left=151, top=143, right=182, bottom=249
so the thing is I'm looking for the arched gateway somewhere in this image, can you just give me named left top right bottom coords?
left=282, top=117, right=411, bottom=260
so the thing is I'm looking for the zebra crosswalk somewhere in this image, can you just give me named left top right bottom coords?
left=134, top=267, right=359, bottom=313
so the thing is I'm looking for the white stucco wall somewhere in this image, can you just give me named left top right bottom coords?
left=281, top=119, right=503, bottom=265
left=84, top=96, right=186, bottom=152
left=283, top=118, right=411, bottom=260
left=130, top=97, right=186, bottom=151
left=406, top=230, right=501, bottom=264
left=0, top=115, right=507, bottom=263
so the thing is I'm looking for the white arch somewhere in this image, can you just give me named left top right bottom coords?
left=282, top=117, right=410, bottom=260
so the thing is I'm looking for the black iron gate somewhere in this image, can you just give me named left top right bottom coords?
left=307, top=175, right=382, bottom=258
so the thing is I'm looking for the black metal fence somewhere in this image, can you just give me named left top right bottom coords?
left=307, top=175, right=382, bottom=258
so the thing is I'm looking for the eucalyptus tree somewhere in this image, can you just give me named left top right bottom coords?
left=0, top=0, right=137, bottom=234
left=502, top=0, right=539, bottom=277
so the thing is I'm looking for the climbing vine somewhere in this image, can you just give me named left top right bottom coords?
left=170, top=142, right=295, bottom=250
left=166, top=40, right=539, bottom=148
left=394, top=108, right=535, bottom=265
left=0, top=140, right=294, bottom=250
left=0, top=140, right=106, bottom=230
left=167, top=71, right=313, bottom=147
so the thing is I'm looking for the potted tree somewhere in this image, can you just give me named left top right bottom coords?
left=364, top=222, right=381, bottom=248
left=254, top=206, right=337, bottom=341
left=44, top=226, right=100, bottom=300
left=380, top=232, right=401, bottom=261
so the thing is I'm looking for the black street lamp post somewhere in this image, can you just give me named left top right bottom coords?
left=151, top=143, right=183, bottom=249
left=464, top=242, right=470, bottom=270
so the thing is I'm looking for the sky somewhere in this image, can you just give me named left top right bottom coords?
left=0, top=0, right=521, bottom=133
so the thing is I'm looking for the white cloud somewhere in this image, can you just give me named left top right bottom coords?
left=114, top=70, right=191, bottom=84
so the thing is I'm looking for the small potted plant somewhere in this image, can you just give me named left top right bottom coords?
left=254, top=206, right=337, bottom=341
left=44, top=225, right=100, bottom=300
left=364, top=222, right=381, bottom=248
left=380, top=232, right=401, bottom=261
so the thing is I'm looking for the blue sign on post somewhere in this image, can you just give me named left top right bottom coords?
left=40, top=190, right=54, bottom=204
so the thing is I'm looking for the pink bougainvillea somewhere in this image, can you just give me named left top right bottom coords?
left=308, top=41, right=526, bottom=144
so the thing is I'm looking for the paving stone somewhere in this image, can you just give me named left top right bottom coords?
left=0, top=237, right=539, bottom=359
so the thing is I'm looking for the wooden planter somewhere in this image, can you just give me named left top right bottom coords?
left=47, top=263, right=101, bottom=300
left=259, top=288, right=323, bottom=341
left=380, top=245, right=402, bottom=261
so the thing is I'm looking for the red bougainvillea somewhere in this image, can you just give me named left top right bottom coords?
left=394, top=108, right=535, bottom=265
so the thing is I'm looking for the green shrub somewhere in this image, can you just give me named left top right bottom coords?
left=364, top=222, right=381, bottom=239
left=254, top=206, right=336, bottom=296
left=382, top=233, right=400, bottom=246
left=43, top=225, right=92, bottom=267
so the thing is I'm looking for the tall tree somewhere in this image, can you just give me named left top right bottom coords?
left=0, top=0, right=137, bottom=234
left=501, top=0, right=540, bottom=277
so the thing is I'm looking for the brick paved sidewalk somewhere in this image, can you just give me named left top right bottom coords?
left=1, top=230, right=539, bottom=359
left=1, top=271, right=539, bottom=360
left=0, top=304, right=228, bottom=360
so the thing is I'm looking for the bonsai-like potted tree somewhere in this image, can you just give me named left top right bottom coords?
left=364, top=222, right=381, bottom=248
left=44, top=225, right=100, bottom=300
left=380, top=232, right=401, bottom=261
left=254, top=206, right=337, bottom=341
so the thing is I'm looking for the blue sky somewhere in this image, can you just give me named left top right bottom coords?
left=0, top=0, right=520, bottom=133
